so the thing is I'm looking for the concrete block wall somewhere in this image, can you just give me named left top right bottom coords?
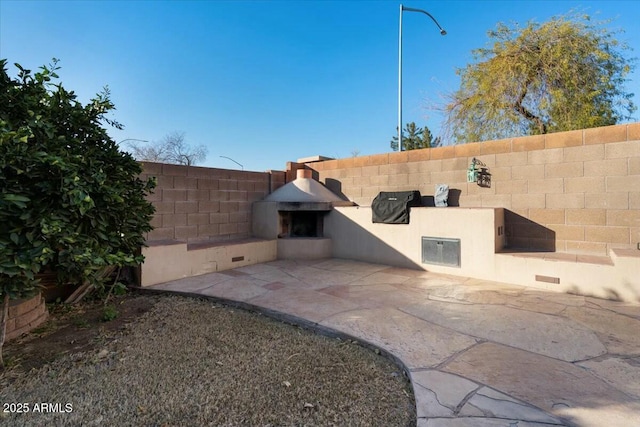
left=303, top=123, right=640, bottom=256
left=140, top=162, right=285, bottom=243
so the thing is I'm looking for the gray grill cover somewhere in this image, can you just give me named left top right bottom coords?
left=372, top=191, right=421, bottom=224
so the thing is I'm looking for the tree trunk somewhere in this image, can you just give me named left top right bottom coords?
left=0, top=293, right=9, bottom=370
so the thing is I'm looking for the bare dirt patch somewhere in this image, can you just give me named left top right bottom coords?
left=1, top=292, right=415, bottom=426
left=2, top=293, right=157, bottom=376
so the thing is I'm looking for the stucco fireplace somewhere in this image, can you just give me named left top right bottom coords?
left=252, top=169, right=352, bottom=259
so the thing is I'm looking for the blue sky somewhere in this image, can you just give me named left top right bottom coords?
left=1, top=0, right=638, bottom=172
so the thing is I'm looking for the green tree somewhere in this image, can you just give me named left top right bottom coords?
left=444, top=13, right=636, bottom=143
left=0, top=59, right=155, bottom=368
left=390, top=122, right=441, bottom=151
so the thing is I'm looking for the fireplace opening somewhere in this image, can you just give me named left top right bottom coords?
left=279, top=211, right=324, bottom=238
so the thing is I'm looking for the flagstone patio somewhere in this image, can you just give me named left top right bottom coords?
left=145, top=258, right=640, bottom=427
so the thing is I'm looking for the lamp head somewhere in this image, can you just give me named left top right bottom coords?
left=440, top=29, right=447, bottom=36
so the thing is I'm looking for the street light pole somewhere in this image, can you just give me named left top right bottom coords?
left=398, top=5, right=447, bottom=152
left=398, top=4, right=403, bottom=152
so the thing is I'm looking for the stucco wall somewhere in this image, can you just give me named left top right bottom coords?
left=140, top=162, right=285, bottom=243
left=303, top=123, right=640, bottom=256
left=140, top=239, right=277, bottom=286
left=323, top=206, right=639, bottom=302
left=325, top=206, right=504, bottom=277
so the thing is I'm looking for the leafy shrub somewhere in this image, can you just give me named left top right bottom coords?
left=102, top=305, right=119, bottom=322
left=0, top=59, right=155, bottom=303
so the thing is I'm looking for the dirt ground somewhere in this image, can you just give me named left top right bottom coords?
left=2, top=292, right=156, bottom=375
left=1, top=292, right=416, bottom=426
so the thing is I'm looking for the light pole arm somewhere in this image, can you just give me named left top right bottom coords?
left=118, top=138, right=148, bottom=145
left=220, top=156, right=244, bottom=170
left=401, top=6, right=447, bottom=35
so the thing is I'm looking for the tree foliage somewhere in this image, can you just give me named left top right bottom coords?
left=390, top=122, right=441, bottom=151
left=444, top=13, right=636, bottom=143
left=127, top=131, right=207, bottom=166
left=0, top=59, right=155, bottom=367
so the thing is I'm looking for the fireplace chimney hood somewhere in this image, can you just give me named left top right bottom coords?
left=264, top=169, right=353, bottom=210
